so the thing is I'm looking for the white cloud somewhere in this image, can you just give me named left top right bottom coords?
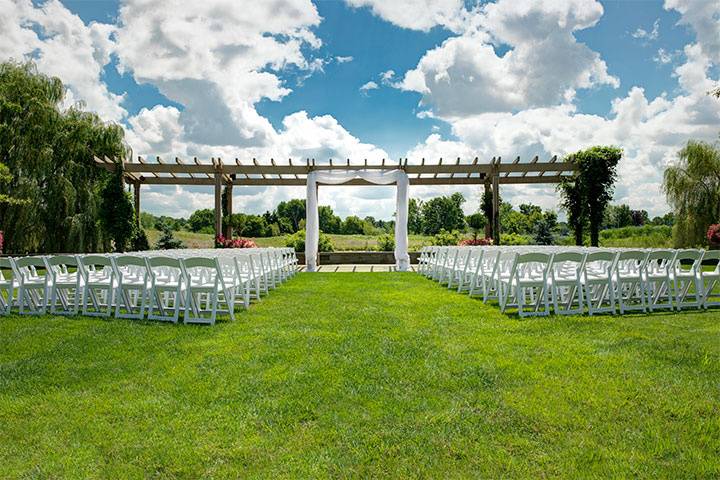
left=359, top=80, right=378, bottom=95
left=631, top=19, right=660, bottom=41
left=653, top=48, right=675, bottom=65
left=665, top=0, right=720, bottom=64
left=397, top=0, right=619, bottom=120
left=0, top=0, right=126, bottom=121
left=345, top=0, right=467, bottom=33
left=114, top=0, right=323, bottom=148
left=335, top=55, right=354, bottom=63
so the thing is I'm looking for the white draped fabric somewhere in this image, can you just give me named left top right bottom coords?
left=305, top=169, right=410, bottom=272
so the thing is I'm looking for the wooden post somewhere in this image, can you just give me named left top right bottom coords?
left=214, top=173, right=222, bottom=238
left=133, top=182, right=141, bottom=226
left=492, top=168, right=500, bottom=246
left=224, top=183, right=233, bottom=237
left=483, top=180, right=492, bottom=239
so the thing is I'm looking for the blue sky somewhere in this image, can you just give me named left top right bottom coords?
left=3, top=0, right=719, bottom=219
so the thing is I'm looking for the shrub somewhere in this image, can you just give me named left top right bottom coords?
left=501, top=233, right=531, bottom=245
left=154, top=222, right=184, bottom=249
left=431, top=229, right=463, bottom=246
left=459, top=237, right=493, bottom=246
left=286, top=229, right=334, bottom=253
left=215, top=235, right=257, bottom=249
left=131, top=227, right=150, bottom=251
left=377, top=234, right=395, bottom=251
left=707, top=224, right=720, bottom=245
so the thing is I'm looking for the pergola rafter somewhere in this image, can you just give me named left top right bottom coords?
left=94, top=155, right=577, bottom=245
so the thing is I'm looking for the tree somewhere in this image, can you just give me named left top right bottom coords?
left=318, top=205, right=342, bottom=233
left=560, top=146, right=622, bottom=246
left=533, top=211, right=557, bottom=245
left=154, top=221, right=184, bottom=249
left=240, top=215, right=267, bottom=237
left=0, top=61, right=129, bottom=253
left=663, top=140, right=720, bottom=247
left=276, top=199, right=305, bottom=233
left=342, top=215, right=365, bottom=234
left=421, top=193, right=466, bottom=235
left=630, top=209, right=649, bottom=226
left=408, top=198, right=424, bottom=234
left=466, top=212, right=486, bottom=239
left=188, top=208, right=215, bottom=233
left=99, top=166, right=135, bottom=252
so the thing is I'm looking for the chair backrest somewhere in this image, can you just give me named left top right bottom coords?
left=701, top=250, right=720, bottom=274
left=114, top=255, right=148, bottom=268
left=147, top=256, right=182, bottom=269
left=0, top=257, right=14, bottom=283
left=46, top=255, right=79, bottom=267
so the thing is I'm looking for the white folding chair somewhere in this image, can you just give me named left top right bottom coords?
left=510, top=252, right=552, bottom=317
left=672, top=249, right=703, bottom=310
left=644, top=250, right=677, bottom=312
left=146, top=257, right=186, bottom=323
left=14, top=256, right=50, bottom=315
left=582, top=251, right=617, bottom=315
left=549, top=252, right=586, bottom=315
left=112, top=255, right=150, bottom=320
left=699, top=250, right=720, bottom=309
left=181, top=257, right=235, bottom=325
left=45, top=255, right=82, bottom=316
left=79, top=255, right=115, bottom=317
left=0, top=258, right=17, bottom=314
left=614, top=250, right=648, bottom=314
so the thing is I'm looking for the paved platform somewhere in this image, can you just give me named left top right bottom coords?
left=298, top=264, right=417, bottom=272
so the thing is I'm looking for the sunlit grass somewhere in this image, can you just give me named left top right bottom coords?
left=1, top=273, right=718, bottom=477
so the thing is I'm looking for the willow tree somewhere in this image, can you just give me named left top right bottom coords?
left=0, top=61, right=129, bottom=253
left=663, top=140, right=720, bottom=247
left=559, top=146, right=622, bottom=246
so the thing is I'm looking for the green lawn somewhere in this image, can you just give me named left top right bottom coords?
left=1, top=273, right=718, bottom=478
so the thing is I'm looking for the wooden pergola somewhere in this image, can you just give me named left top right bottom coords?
left=94, top=155, right=577, bottom=245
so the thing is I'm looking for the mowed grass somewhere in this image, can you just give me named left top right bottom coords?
left=0, top=273, right=719, bottom=478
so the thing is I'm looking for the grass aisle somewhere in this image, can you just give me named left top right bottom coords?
left=0, top=273, right=718, bottom=478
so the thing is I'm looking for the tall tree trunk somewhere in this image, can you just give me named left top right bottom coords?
left=575, top=223, right=583, bottom=246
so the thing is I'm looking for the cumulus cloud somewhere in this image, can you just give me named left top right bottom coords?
left=0, top=0, right=126, bottom=121
left=345, top=0, right=467, bottom=33
left=397, top=0, right=618, bottom=120
left=665, top=0, right=720, bottom=64
left=335, top=55, right=354, bottom=63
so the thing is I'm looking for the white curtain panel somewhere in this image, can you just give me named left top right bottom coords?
left=305, top=169, right=410, bottom=272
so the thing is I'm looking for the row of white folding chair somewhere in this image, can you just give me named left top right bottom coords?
left=0, top=251, right=295, bottom=324
left=418, top=246, right=720, bottom=316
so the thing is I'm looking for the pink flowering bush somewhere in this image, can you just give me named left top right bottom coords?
left=0, top=231, right=3, bottom=254
left=459, top=237, right=493, bottom=246
left=707, top=224, right=720, bottom=245
left=215, top=234, right=257, bottom=249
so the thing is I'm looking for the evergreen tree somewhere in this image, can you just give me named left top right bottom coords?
left=155, top=221, right=184, bottom=249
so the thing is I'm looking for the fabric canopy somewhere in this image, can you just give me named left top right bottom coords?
left=305, top=169, right=410, bottom=272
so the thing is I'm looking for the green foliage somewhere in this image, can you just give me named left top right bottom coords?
left=99, top=167, right=135, bottom=252
left=276, top=199, right=305, bottom=233
left=663, top=140, right=720, bottom=247
left=131, top=227, right=150, bottom=251
left=0, top=162, right=27, bottom=206
left=0, top=61, right=128, bottom=253
left=533, top=211, right=557, bottom=245
left=377, top=234, right=395, bottom=251
left=560, top=146, right=622, bottom=246
left=318, top=205, right=342, bottom=233
left=501, top=232, right=532, bottom=245
left=421, top=192, right=466, bottom=235
left=408, top=198, right=424, bottom=234
left=431, top=229, right=463, bottom=246
left=285, top=229, right=333, bottom=252
left=466, top=212, right=486, bottom=238
left=154, top=221, right=184, bottom=250
left=342, top=215, right=366, bottom=234
left=600, top=225, right=673, bottom=248
left=188, top=208, right=215, bottom=233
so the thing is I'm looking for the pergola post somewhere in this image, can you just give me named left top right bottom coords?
left=224, top=182, right=233, bottom=238
left=133, top=182, right=141, bottom=226
left=214, top=172, right=222, bottom=238
left=483, top=180, right=492, bottom=239
left=492, top=161, right=500, bottom=246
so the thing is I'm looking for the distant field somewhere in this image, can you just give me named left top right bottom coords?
left=146, top=225, right=677, bottom=251
left=146, top=230, right=436, bottom=251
